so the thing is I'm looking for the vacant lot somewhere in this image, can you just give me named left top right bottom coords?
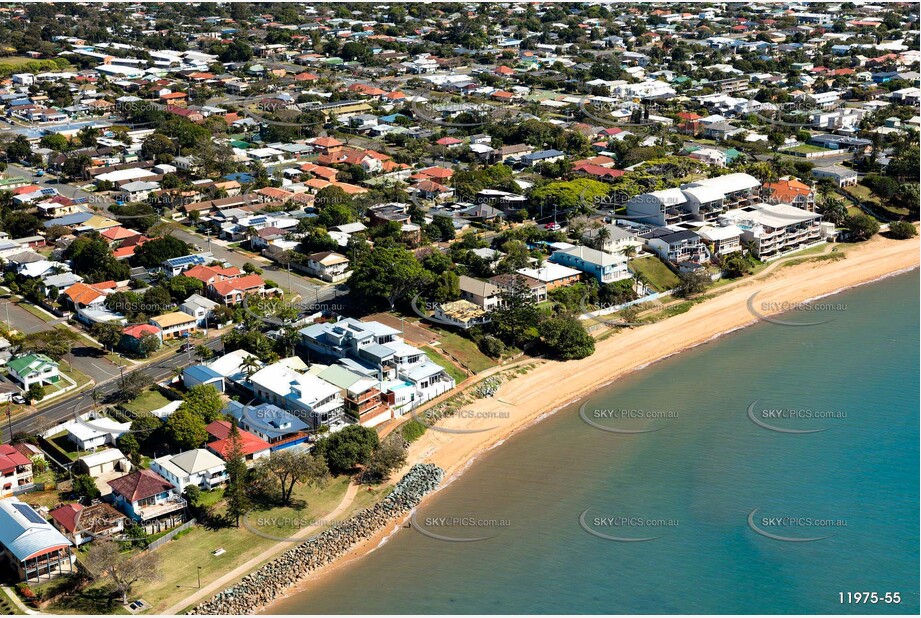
left=630, top=256, right=680, bottom=292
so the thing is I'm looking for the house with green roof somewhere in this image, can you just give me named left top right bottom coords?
left=7, top=353, right=59, bottom=390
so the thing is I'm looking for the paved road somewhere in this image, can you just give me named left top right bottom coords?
left=168, top=228, right=345, bottom=304
left=3, top=336, right=224, bottom=442
left=0, top=299, right=122, bottom=384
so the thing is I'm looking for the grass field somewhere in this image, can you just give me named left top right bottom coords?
left=629, top=256, right=680, bottom=292
left=421, top=346, right=468, bottom=384
left=429, top=330, right=496, bottom=374
left=123, top=389, right=171, bottom=415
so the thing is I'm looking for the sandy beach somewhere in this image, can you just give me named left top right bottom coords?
left=257, top=234, right=919, bottom=614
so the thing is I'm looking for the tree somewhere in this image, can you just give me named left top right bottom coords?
left=131, top=236, right=192, bottom=268
left=313, top=425, right=379, bottom=474
left=91, top=322, right=123, bottom=352
left=538, top=315, right=595, bottom=360
left=253, top=450, right=329, bottom=505
left=3, top=212, right=41, bottom=238
left=349, top=246, right=431, bottom=310
left=20, top=329, right=80, bottom=360
left=163, top=407, right=207, bottom=451
left=818, top=198, right=848, bottom=226
left=25, top=383, right=44, bottom=404
left=62, top=154, right=92, bottom=180
left=183, top=484, right=201, bottom=509
left=224, top=420, right=250, bottom=527
left=83, top=539, right=160, bottom=604
left=109, top=371, right=149, bottom=403
left=675, top=269, right=712, bottom=298
left=64, top=233, right=130, bottom=283
left=180, top=384, right=224, bottom=423
left=845, top=213, right=880, bottom=241
left=138, top=334, right=161, bottom=358
left=72, top=474, right=101, bottom=500
left=888, top=221, right=917, bottom=240
left=5, top=136, right=32, bottom=162
left=140, top=133, right=176, bottom=162
left=363, top=439, right=407, bottom=484
left=722, top=252, right=752, bottom=278
left=487, top=276, right=540, bottom=348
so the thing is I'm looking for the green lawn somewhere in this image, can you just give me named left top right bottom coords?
left=135, top=476, right=351, bottom=613
left=422, top=346, right=468, bottom=385
left=786, top=144, right=826, bottom=154
left=45, top=431, right=83, bottom=462
left=123, top=390, right=171, bottom=415
left=0, top=586, right=24, bottom=614
left=430, top=330, right=496, bottom=374
left=629, top=256, right=680, bottom=292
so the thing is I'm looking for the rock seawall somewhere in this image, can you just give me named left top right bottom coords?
left=188, top=463, right=444, bottom=615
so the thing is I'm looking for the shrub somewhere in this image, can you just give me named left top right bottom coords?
left=401, top=419, right=427, bottom=443
left=888, top=221, right=917, bottom=240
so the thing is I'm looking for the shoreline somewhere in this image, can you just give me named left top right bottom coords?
left=257, top=235, right=919, bottom=615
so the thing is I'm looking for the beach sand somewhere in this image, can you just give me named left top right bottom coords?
left=258, top=234, right=919, bottom=613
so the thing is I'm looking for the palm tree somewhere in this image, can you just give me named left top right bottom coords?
left=632, top=271, right=650, bottom=296
left=241, top=355, right=260, bottom=384
left=623, top=245, right=638, bottom=259
left=593, top=226, right=611, bottom=251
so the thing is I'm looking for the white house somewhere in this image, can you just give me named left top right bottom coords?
left=151, top=449, right=227, bottom=492
left=65, top=417, right=131, bottom=452
left=7, top=353, right=60, bottom=390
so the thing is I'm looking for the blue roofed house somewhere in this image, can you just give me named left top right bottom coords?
left=161, top=253, right=212, bottom=277
left=0, top=498, right=75, bottom=582
left=225, top=401, right=311, bottom=450
left=550, top=246, right=631, bottom=284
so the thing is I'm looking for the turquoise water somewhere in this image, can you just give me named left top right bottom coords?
left=274, top=272, right=919, bottom=614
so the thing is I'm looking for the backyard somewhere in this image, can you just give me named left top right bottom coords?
left=629, top=256, right=681, bottom=292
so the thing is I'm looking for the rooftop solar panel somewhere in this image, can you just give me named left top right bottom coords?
left=13, top=502, right=46, bottom=525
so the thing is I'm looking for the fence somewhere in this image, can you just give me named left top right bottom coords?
left=147, top=519, right=197, bottom=551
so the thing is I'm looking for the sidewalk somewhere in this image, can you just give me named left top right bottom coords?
left=161, top=481, right=360, bottom=615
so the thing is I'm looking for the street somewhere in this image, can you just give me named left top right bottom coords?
left=3, top=335, right=224, bottom=442
left=0, top=298, right=122, bottom=384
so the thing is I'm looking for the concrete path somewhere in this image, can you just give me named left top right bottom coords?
left=161, top=481, right=360, bottom=615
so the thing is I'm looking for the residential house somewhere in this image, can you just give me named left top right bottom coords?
left=208, top=274, right=267, bottom=306
left=697, top=225, right=744, bottom=256
left=225, top=401, right=311, bottom=450
left=7, top=353, right=60, bottom=390
left=459, top=275, right=502, bottom=310
left=49, top=502, right=126, bottom=546
left=490, top=273, right=548, bottom=303
left=812, top=165, right=858, bottom=187
left=180, top=294, right=219, bottom=327
left=515, top=263, right=582, bottom=291
left=149, top=311, right=197, bottom=340
left=550, top=246, right=631, bottom=284
left=0, top=444, right=33, bottom=497
left=247, top=361, right=344, bottom=428
left=643, top=228, right=708, bottom=264
left=763, top=179, right=816, bottom=211
left=121, top=324, right=162, bottom=354
left=107, top=469, right=186, bottom=530
left=151, top=449, right=227, bottom=492
left=65, top=417, right=131, bottom=452
left=304, top=252, right=350, bottom=283
left=0, top=498, right=75, bottom=582
left=205, top=420, right=271, bottom=465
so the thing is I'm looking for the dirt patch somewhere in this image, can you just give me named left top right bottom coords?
left=362, top=313, right=440, bottom=347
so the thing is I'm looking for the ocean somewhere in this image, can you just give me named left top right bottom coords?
left=271, top=272, right=919, bottom=615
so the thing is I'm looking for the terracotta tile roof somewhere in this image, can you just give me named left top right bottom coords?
left=205, top=420, right=270, bottom=458
left=210, top=274, right=265, bottom=297
left=107, top=469, right=175, bottom=502
left=64, top=282, right=108, bottom=306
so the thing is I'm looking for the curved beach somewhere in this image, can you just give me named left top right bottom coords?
left=254, top=233, right=919, bottom=614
